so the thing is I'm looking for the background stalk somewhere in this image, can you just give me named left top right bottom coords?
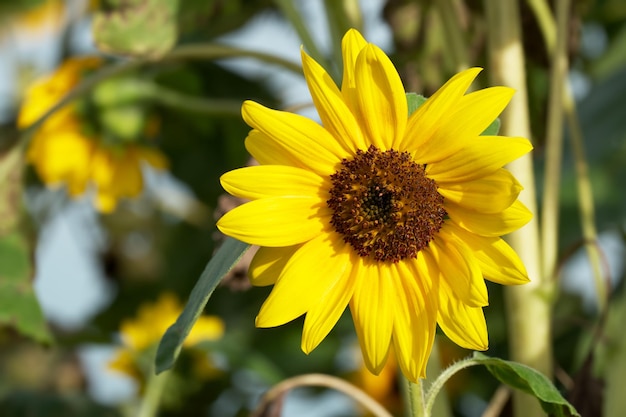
left=540, top=0, right=570, bottom=298
left=483, top=1, right=552, bottom=416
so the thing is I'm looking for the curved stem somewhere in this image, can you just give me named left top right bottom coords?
left=19, top=43, right=302, bottom=147
left=250, top=373, right=392, bottom=417
left=424, top=359, right=478, bottom=415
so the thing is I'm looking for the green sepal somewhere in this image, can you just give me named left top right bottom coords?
left=481, top=118, right=501, bottom=136
left=406, top=93, right=427, bottom=117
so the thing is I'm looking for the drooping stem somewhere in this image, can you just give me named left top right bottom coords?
left=483, top=1, right=553, bottom=417
left=19, top=43, right=302, bottom=148
left=250, top=373, right=392, bottom=417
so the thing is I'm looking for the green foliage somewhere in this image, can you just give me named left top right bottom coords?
left=0, top=147, right=50, bottom=343
left=156, top=237, right=250, bottom=373
left=0, top=231, right=51, bottom=343
left=93, top=0, right=179, bottom=58
left=473, top=353, right=580, bottom=417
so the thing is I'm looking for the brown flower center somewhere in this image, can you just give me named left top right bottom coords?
left=327, top=145, right=446, bottom=263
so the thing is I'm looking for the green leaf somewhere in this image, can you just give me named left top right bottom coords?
left=473, top=352, right=580, bottom=417
left=406, top=93, right=427, bottom=116
left=155, top=237, right=250, bottom=373
left=0, top=231, right=52, bottom=343
left=0, top=147, right=51, bottom=343
left=0, top=147, right=22, bottom=234
left=92, top=0, right=179, bottom=58
left=481, top=118, right=501, bottom=136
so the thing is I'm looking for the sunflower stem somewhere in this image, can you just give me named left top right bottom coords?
left=483, top=1, right=553, bottom=417
left=137, top=366, right=171, bottom=417
left=406, top=378, right=427, bottom=417
left=424, top=358, right=477, bottom=416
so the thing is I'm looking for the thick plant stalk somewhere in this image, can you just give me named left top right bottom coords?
left=483, top=1, right=553, bottom=417
left=528, top=0, right=607, bottom=311
left=540, top=0, right=570, bottom=293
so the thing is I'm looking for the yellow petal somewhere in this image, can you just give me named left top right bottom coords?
left=426, top=136, right=532, bottom=183
left=95, top=192, right=117, bottom=213
left=242, top=101, right=344, bottom=176
left=437, top=168, right=523, bottom=213
left=245, top=129, right=304, bottom=167
left=185, top=316, right=225, bottom=346
left=446, top=199, right=532, bottom=237
left=427, top=226, right=488, bottom=307
left=249, top=245, right=300, bottom=286
left=256, top=232, right=350, bottom=327
left=391, top=257, right=437, bottom=381
left=301, top=48, right=366, bottom=152
left=301, top=250, right=357, bottom=353
left=446, top=223, right=529, bottom=284
left=437, top=277, right=488, bottom=350
left=112, top=151, right=143, bottom=197
left=451, top=86, right=514, bottom=136
left=340, top=28, right=368, bottom=111
left=217, top=196, right=329, bottom=247
left=412, top=86, right=514, bottom=163
left=350, top=260, right=394, bottom=374
left=138, top=147, right=168, bottom=170
left=401, top=68, right=482, bottom=154
left=353, top=44, right=407, bottom=150
left=220, top=165, right=326, bottom=200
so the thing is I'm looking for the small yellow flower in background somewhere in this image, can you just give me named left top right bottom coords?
left=109, top=293, right=224, bottom=379
left=4, top=0, right=65, bottom=34
left=18, top=56, right=167, bottom=213
left=217, top=29, right=533, bottom=382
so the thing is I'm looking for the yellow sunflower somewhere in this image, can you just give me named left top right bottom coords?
left=216, top=29, right=532, bottom=382
left=109, top=293, right=224, bottom=379
left=18, top=56, right=167, bottom=213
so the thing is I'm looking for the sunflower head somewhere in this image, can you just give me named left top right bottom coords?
left=109, top=293, right=224, bottom=379
left=18, top=56, right=168, bottom=212
left=217, top=29, right=532, bottom=381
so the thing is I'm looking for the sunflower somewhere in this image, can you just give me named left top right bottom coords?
left=109, top=293, right=224, bottom=380
left=217, top=29, right=532, bottom=382
left=18, top=56, right=167, bottom=213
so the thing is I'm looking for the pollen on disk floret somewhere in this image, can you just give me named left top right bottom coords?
left=327, top=145, right=447, bottom=263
